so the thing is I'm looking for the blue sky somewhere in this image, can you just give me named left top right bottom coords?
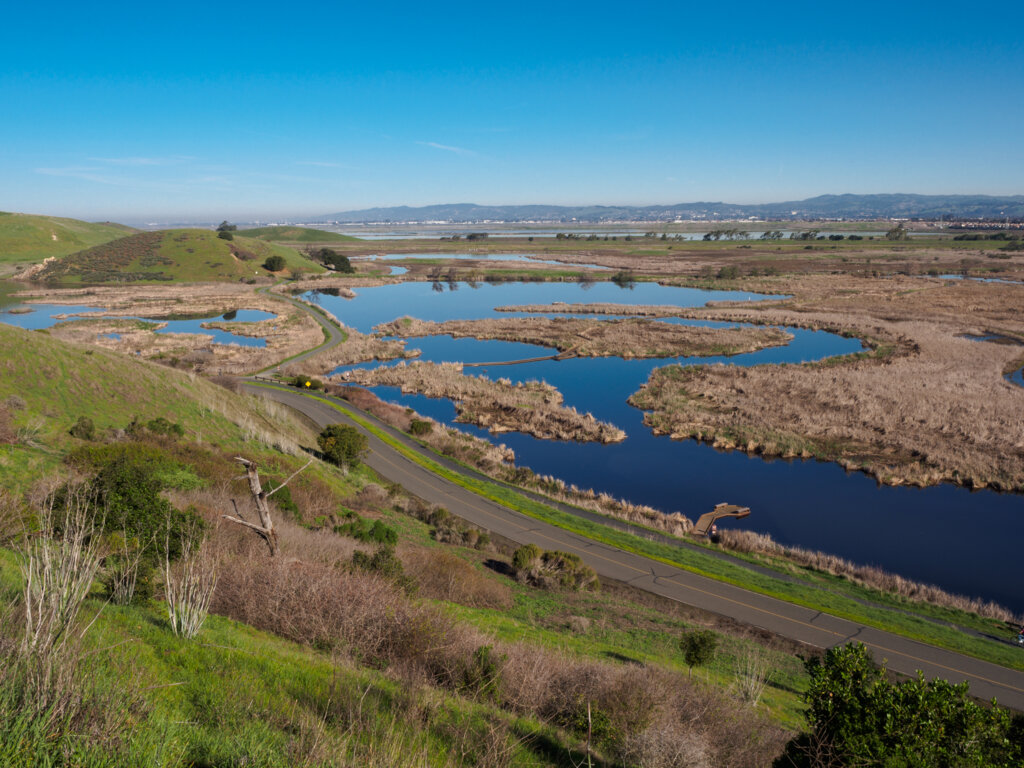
left=2, top=1, right=1022, bottom=221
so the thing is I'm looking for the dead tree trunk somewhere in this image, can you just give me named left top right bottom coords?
left=221, top=456, right=311, bottom=556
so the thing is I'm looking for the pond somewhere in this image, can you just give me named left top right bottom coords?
left=311, top=280, right=1024, bottom=612
left=0, top=303, right=275, bottom=348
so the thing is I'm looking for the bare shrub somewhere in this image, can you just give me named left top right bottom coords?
left=105, top=530, right=149, bottom=605
left=622, top=724, right=711, bottom=768
left=0, top=489, right=25, bottom=546
left=210, top=550, right=452, bottom=664
left=208, top=374, right=242, bottom=393
left=16, top=414, right=46, bottom=447
left=403, top=549, right=512, bottom=609
left=355, top=482, right=390, bottom=510
left=732, top=646, right=772, bottom=707
left=17, top=488, right=103, bottom=717
left=568, top=615, right=592, bottom=634
left=164, top=534, right=218, bottom=639
left=4, top=394, right=26, bottom=411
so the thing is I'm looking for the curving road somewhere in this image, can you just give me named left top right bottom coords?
left=246, top=381, right=1024, bottom=711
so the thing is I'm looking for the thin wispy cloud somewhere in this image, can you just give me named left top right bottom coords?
left=295, top=160, right=347, bottom=168
left=90, top=155, right=194, bottom=166
left=416, top=141, right=477, bottom=157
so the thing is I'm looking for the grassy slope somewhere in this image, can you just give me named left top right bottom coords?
left=236, top=225, right=360, bottom=243
left=0, top=326, right=801, bottom=764
left=31, top=229, right=325, bottom=284
left=0, top=211, right=134, bottom=267
left=0, top=323, right=312, bottom=491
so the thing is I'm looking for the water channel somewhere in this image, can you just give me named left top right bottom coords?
left=309, top=280, right=1024, bottom=612
left=0, top=304, right=275, bottom=348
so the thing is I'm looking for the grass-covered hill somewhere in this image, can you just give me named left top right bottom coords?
left=236, top=225, right=359, bottom=243
left=0, top=211, right=134, bottom=269
left=29, top=228, right=325, bottom=284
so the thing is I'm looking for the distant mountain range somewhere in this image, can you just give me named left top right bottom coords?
left=319, top=194, right=1024, bottom=223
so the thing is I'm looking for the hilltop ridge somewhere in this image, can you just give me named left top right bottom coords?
left=319, top=194, right=1024, bottom=223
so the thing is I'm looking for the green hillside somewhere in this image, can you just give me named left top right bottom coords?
left=30, top=228, right=325, bottom=284
left=0, top=324, right=806, bottom=765
left=0, top=211, right=134, bottom=268
left=237, top=225, right=360, bottom=242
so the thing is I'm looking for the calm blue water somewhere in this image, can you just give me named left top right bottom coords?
left=0, top=305, right=275, bottom=348
left=315, top=280, right=1024, bottom=611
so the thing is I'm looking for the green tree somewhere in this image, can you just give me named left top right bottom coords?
left=311, top=247, right=354, bottom=273
left=217, top=230, right=234, bottom=241
left=216, top=220, right=237, bottom=232
left=263, top=254, right=286, bottom=272
left=317, top=424, right=368, bottom=469
left=679, top=629, right=717, bottom=676
left=775, top=643, right=1023, bottom=768
left=885, top=222, right=909, bottom=241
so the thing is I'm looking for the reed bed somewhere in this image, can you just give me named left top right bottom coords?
left=375, top=315, right=792, bottom=359
left=339, top=361, right=626, bottom=443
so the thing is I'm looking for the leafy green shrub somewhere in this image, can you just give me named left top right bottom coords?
left=317, top=424, right=368, bottom=469
left=334, top=515, right=397, bottom=545
left=408, top=419, right=433, bottom=436
left=351, top=545, right=416, bottom=593
left=217, top=230, right=233, bottom=241
left=263, top=254, right=286, bottom=272
left=511, top=544, right=598, bottom=590
left=679, top=629, right=718, bottom=675
left=146, top=416, right=184, bottom=438
left=68, top=416, right=96, bottom=440
left=512, top=543, right=541, bottom=571
left=716, top=265, right=740, bottom=279
left=461, top=644, right=506, bottom=700
left=291, top=374, right=323, bottom=390
left=775, top=642, right=1023, bottom=768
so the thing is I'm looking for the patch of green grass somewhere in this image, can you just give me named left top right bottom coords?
left=31, top=229, right=324, bottom=285
left=0, top=211, right=133, bottom=268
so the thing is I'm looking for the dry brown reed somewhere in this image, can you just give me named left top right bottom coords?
left=376, top=315, right=791, bottom=359
left=340, top=361, right=626, bottom=443
left=717, top=529, right=1022, bottom=623
left=629, top=285, right=1024, bottom=490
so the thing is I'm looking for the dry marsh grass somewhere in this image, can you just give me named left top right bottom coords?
left=630, top=278, right=1024, bottom=490
left=375, top=315, right=792, bottom=359
left=339, top=361, right=626, bottom=443
left=717, top=529, right=1022, bottom=623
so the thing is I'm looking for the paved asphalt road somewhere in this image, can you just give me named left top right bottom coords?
left=246, top=382, right=1024, bottom=710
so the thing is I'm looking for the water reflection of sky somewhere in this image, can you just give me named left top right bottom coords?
left=316, top=279, right=1024, bottom=612
left=0, top=305, right=275, bottom=348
